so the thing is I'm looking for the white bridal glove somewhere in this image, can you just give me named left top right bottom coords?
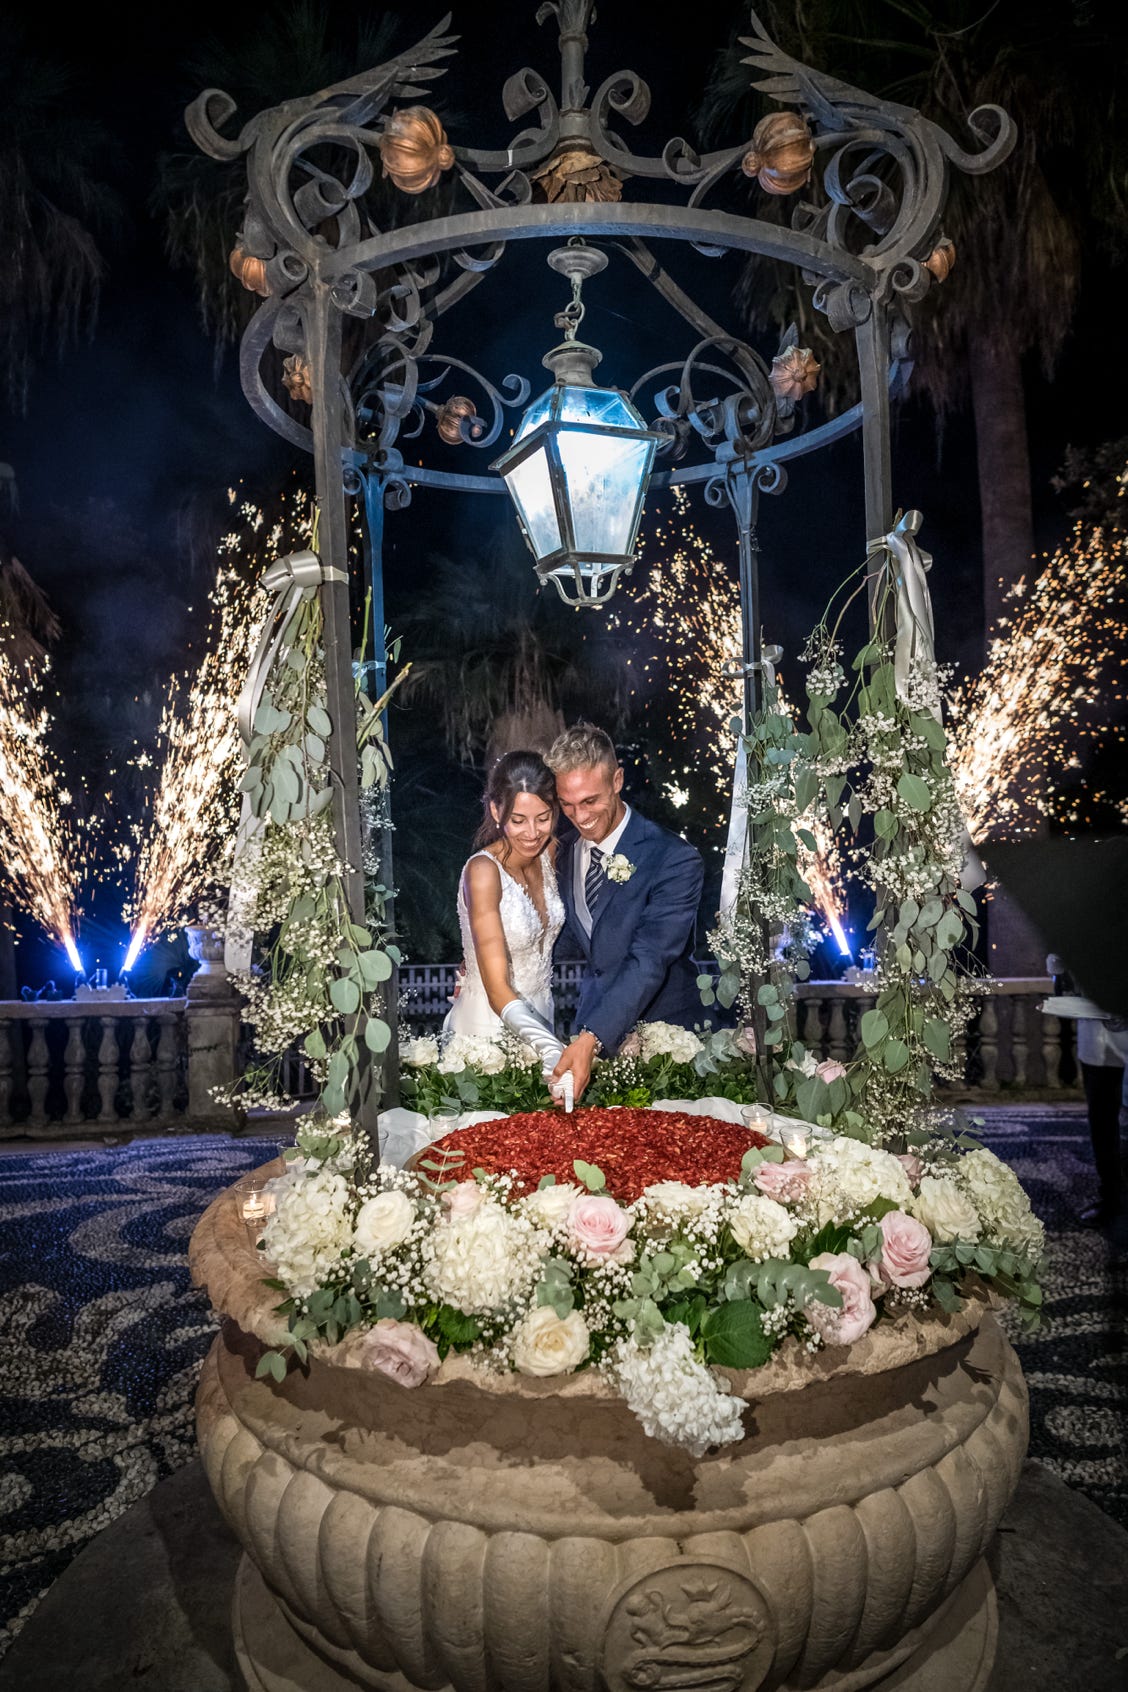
left=499, top=999, right=572, bottom=1111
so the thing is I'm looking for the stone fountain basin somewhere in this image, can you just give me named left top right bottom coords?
left=190, top=1168, right=1028, bottom=1692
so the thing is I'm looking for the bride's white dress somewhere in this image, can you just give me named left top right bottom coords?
left=443, top=849, right=565, bottom=1041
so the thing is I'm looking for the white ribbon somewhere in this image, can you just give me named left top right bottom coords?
left=870, top=510, right=941, bottom=724
left=225, top=549, right=346, bottom=972
left=719, top=645, right=782, bottom=919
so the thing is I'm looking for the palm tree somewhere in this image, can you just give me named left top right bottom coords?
left=0, top=18, right=121, bottom=413
left=700, top=0, right=1124, bottom=631
left=399, top=536, right=631, bottom=771
left=153, top=1, right=445, bottom=366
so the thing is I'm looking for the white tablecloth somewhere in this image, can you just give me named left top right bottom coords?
left=376, top=1099, right=824, bottom=1169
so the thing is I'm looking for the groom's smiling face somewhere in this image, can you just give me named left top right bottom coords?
left=555, top=761, right=625, bottom=844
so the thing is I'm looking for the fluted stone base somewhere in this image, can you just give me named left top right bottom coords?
left=232, top=1552, right=998, bottom=1692
left=191, top=1178, right=1029, bottom=1692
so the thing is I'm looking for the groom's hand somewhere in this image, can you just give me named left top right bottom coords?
left=552, top=1031, right=600, bottom=1104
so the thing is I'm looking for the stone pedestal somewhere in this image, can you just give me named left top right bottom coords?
left=185, top=938, right=241, bottom=1123
left=191, top=1177, right=1030, bottom=1692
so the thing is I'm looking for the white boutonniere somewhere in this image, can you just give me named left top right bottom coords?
left=604, top=853, right=636, bottom=884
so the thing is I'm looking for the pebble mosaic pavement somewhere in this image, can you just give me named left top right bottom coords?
left=0, top=1107, right=1123, bottom=1658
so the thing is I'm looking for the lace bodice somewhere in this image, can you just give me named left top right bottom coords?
left=454, top=848, right=564, bottom=1017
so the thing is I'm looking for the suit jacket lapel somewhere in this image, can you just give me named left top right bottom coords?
left=590, top=810, right=650, bottom=937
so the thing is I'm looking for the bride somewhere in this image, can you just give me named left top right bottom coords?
left=443, top=750, right=566, bottom=1081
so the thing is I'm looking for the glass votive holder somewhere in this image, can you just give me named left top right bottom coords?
left=742, top=1103, right=771, bottom=1135
left=778, top=1124, right=810, bottom=1160
left=237, top=1180, right=275, bottom=1244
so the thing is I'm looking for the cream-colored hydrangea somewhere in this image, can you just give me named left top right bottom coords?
left=613, top=1323, right=746, bottom=1456
left=807, top=1137, right=914, bottom=1226
left=262, top=1166, right=353, bottom=1296
left=726, top=1192, right=799, bottom=1261
left=636, top=1181, right=714, bottom=1223
left=956, top=1149, right=1044, bottom=1259
left=639, top=1021, right=704, bottom=1065
left=911, top=1175, right=981, bottom=1244
left=423, top=1199, right=546, bottom=1315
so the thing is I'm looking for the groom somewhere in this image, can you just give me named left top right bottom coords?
left=547, top=724, right=705, bottom=1101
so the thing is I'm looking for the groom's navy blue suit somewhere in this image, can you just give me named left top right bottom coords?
left=555, top=808, right=705, bottom=1054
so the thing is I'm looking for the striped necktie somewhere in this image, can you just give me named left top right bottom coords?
left=585, top=844, right=606, bottom=916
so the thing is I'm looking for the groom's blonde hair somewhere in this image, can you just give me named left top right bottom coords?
left=546, top=722, right=618, bottom=774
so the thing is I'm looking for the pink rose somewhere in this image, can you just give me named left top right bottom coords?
left=753, top=1160, right=814, bottom=1203
left=807, top=1252, right=877, bottom=1347
left=873, top=1211, right=933, bottom=1290
left=617, top=1031, right=643, bottom=1059
left=354, top=1319, right=440, bottom=1388
left=815, top=1060, right=847, bottom=1083
left=735, top=1024, right=758, bottom=1057
left=443, top=1180, right=484, bottom=1219
left=895, top=1152, right=924, bottom=1189
left=567, top=1193, right=631, bottom=1258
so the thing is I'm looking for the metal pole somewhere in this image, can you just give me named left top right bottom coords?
left=855, top=305, right=894, bottom=637
left=305, top=284, right=380, bottom=1133
left=360, top=469, right=400, bottom=1109
left=728, top=463, right=762, bottom=729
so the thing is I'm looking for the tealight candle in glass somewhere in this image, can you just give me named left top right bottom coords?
left=742, top=1103, right=771, bottom=1134
left=238, top=1181, right=275, bottom=1243
left=779, top=1125, right=809, bottom=1160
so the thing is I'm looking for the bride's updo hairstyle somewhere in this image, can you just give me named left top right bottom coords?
left=474, top=750, right=558, bottom=855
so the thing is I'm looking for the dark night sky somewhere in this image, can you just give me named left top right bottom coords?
left=3, top=0, right=1124, bottom=985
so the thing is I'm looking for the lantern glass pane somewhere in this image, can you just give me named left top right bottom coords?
left=556, top=386, right=642, bottom=429
left=512, top=390, right=554, bottom=443
left=504, top=447, right=561, bottom=559
left=557, top=431, right=654, bottom=556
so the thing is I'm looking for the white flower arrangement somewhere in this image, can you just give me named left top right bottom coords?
left=604, top=853, right=635, bottom=884
left=251, top=1115, right=1045, bottom=1456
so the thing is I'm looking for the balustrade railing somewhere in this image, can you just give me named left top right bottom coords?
left=0, top=972, right=1077, bottom=1138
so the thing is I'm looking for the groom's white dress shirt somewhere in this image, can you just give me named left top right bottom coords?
left=573, top=806, right=632, bottom=938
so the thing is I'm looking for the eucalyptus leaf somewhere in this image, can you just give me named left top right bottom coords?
left=896, top=773, right=932, bottom=811
left=307, top=704, right=332, bottom=737
left=364, top=1017, right=391, bottom=1053
left=329, top=976, right=361, bottom=1016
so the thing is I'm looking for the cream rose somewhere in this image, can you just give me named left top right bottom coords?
left=511, top=1306, right=590, bottom=1376
left=442, top=1180, right=485, bottom=1220
left=912, top=1175, right=981, bottom=1243
left=640, top=1180, right=713, bottom=1220
left=567, top=1193, right=632, bottom=1259
left=400, top=1035, right=439, bottom=1068
left=873, top=1210, right=933, bottom=1289
left=752, top=1160, right=814, bottom=1203
left=519, top=1181, right=582, bottom=1228
left=353, top=1189, right=414, bottom=1256
left=352, top=1319, right=439, bottom=1388
left=807, top=1252, right=877, bottom=1346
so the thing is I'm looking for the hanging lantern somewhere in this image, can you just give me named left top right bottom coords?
left=491, top=246, right=661, bottom=608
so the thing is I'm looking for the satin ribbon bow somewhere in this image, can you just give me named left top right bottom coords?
left=868, top=510, right=939, bottom=723
left=236, top=549, right=347, bottom=752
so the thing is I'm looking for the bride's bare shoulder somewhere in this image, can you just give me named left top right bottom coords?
left=464, top=851, right=503, bottom=905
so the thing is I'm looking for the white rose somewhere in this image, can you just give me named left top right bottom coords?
left=912, top=1176, right=982, bottom=1244
left=640, top=1181, right=712, bottom=1220
left=512, top=1306, right=590, bottom=1376
left=519, top=1181, right=583, bottom=1227
left=354, top=1189, right=415, bottom=1255
left=400, top=1036, right=439, bottom=1068
left=727, top=1192, right=799, bottom=1261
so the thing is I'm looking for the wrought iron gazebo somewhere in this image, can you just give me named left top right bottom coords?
left=189, top=2, right=1013, bottom=1121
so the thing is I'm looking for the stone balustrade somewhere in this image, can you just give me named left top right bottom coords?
left=0, top=971, right=1076, bottom=1138
left=402, top=967, right=1079, bottom=1097
left=0, top=980, right=242, bottom=1139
